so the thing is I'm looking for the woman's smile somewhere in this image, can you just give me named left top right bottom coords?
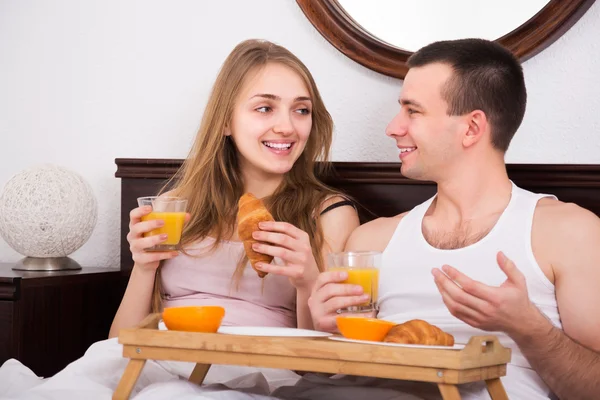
left=262, top=140, right=295, bottom=155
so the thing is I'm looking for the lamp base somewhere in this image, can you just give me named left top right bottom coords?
left=12, top=257, right=82, bottom=271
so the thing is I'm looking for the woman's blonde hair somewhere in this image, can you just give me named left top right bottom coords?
left=151, top=39, right=342, bottom=312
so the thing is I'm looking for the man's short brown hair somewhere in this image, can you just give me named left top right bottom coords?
left=407, top=38, right=527, bottom=152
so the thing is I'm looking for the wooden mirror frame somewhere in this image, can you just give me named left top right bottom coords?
left=297, top=0, right=596, bottom=79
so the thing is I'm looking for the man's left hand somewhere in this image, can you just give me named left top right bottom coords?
left=432, top=251, right=540, bottom=337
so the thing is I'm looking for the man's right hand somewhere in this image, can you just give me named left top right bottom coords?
left=307, top=270, right=371, bottom=332
left=127, top=206, right=180, bottom=272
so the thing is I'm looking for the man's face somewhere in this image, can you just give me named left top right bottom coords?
left=386, top=63, right=466, bottom=181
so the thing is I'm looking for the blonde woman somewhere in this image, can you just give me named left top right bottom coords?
left=109, top=39, right=359, bottom=337
left=0, top=40, right=358, bottom=400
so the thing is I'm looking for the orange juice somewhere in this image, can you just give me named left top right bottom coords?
left=141, top=211, right=186, bottom=246
left=330, top=267, right=379, bottom=306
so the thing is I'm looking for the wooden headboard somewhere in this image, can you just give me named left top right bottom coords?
left=115, top=159, right=600, bottom=271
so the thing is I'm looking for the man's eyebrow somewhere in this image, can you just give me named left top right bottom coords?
left=250, top=94, right=312, bottom=102
left=398, top=98, right=424, bottom=109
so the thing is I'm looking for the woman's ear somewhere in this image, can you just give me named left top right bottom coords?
left=224, top=126, right=232, bottom=137
left=462, top=110, right=487, bottom=148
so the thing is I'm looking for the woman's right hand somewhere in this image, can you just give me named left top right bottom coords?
left=126, top=205, right=180, bottom=272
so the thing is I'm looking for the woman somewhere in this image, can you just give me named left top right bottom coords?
left=110, top=38, right=358, bottom=336
left=0, top=39, right=359, bottom=400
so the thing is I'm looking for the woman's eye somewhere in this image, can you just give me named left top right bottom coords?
left=256, top=106, right=272, bottom=113
left=295, top=108, right=311, bottom=115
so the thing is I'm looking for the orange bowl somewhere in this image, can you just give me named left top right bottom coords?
left=162, top=306, right=225, bottom=333
left=336, top=316, right=396, bottom=342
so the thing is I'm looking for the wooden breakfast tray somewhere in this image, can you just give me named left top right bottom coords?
left=113, top=314, right=511, bottom=400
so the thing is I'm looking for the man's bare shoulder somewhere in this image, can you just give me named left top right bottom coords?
left=535, top=197, right=600, bottom=234
left=534, top=197, right=600, bottom=256
left=345, top=212, right=408, bottom=252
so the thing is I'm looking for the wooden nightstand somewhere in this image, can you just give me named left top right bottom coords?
left=0, top=263, right=125, bottom=377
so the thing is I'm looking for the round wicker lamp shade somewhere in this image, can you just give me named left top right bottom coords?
left=0, top=164, right=98, bottom=271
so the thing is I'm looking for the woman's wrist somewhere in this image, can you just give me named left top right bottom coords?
left=131, top=263, right=158, bottom=280
left=296, top=284, right=315, bottom=298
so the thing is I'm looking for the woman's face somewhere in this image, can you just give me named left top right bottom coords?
left=228, top=63, right=313, bottom=181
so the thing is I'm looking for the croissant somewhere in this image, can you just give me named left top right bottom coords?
left=383, top=319, right=454, bottom=346
left=237, top=193, right=275, bottom=278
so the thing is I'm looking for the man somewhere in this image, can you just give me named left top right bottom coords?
left=293, top=39, right=600, bottom=399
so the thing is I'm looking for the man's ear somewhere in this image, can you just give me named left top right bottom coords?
left=462, top=110, right=488, bottom=148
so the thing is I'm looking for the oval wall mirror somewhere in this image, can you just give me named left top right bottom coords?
left=297, top=0, right=595, bottom=79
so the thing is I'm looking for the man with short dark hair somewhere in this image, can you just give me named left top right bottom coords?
left=278, top=38, right=600, bottom=399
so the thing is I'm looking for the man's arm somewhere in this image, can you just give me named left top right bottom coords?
left=510, top=310, right=600, bottom=400
left=513, top=202, right=600, bottom=399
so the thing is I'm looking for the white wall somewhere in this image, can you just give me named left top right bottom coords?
left=0, top=0, right=599, bottom=268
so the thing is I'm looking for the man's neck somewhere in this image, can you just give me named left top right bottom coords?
left=431, top=156, right=512, bottom=224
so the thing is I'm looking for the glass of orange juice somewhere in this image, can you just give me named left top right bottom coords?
left=327, top=251, right=382, bottom=313
left=137, top=196, right=187, bottom=251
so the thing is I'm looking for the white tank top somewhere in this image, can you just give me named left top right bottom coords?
left=379, top=182, right=561, bottom=399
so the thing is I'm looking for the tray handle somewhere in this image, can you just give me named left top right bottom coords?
left=463, top=335, right=503, bottom=355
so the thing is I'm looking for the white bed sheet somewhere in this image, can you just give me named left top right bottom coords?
left=0, top=336, right=300, bottom=400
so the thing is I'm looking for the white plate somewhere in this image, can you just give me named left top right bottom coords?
left=218, top=326, right=332, bottom=338
left=328, top=336, right=465, bottom=350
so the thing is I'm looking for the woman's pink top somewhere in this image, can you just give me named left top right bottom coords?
left=161, top=237, right=297, bottom=328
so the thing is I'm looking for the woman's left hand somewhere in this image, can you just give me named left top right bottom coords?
left=251, top=221, right=319, bottom=291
